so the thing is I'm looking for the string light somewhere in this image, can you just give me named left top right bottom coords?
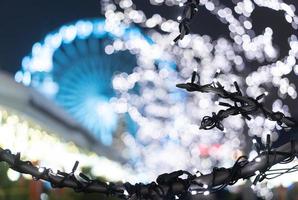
left=11, top=0, right=298, bottom=198
left=1, top=76, right=298, bottom=199
left=190, top=190, right=197, bottom=195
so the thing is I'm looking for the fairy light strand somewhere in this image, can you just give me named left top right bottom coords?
left=176, top=71, right=297, bottom=130
left=1, top=134, right=298, bottom=199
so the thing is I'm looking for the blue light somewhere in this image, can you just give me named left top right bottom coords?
left=51, top=40, right=137, bottom=144
left=93, top=20, right=106, bottom=38
left=156, top=59, right=177, bottom=70
left=19, top=18, right=146, bottom=145
left=14, top=71, right=23, bottom=83
left=124, top=27, right=142, bottom=40
left=22, top=71, right=31, bottom=86
left=32, top=42, right=42, bottom=56
left=59, top=25, right=77, bottom=44
left=76, top=20, right=93, bottom=39
left=21, top=56, right=31, bottom=70
left=44, top=33, right=62, bottom=49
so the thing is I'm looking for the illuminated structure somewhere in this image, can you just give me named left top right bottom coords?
left=16, top=18, right=185, bottom=173
left=15, top=19, right=148, bottom=146
left=14, top=2, right=298, bottom=196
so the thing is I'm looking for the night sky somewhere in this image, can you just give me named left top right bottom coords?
left=0, top=0, right=101, bottom=73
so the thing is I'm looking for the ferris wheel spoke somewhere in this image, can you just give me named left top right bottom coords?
left=20, top=18, right=141, bottom=145
left=62, top=43, right=80, bottom=60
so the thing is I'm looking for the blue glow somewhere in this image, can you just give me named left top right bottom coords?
left=44, top=33, right=62, bottom=49
left=18, top=18, right=145, bottom=145
left=76, top=20, right=93, bottom=39
left=156, top=59, right=177, bottom=70
left=14, top=71, right=23, bottom=83
left=21, top=56, right=31, bottom=70
left=59, top=25, right=77, bottom=44
left=53, top=45, right=137, bottom=144
left=123, top=28, right=142, bottom=40
left=22, top=71, right=31, bottom=86
left=93, top=20, right=106, bottom=38
left=32, top=42, right=42, bottom=56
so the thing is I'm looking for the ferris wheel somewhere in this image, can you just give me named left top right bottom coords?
left=15, top=18, right=148, bottom=146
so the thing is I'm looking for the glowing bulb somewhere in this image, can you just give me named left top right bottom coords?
left=7, top=169, right=20, bottom=182
left=196, top=172, right=201, bottom=177
left=38, top=167, right=45, bottom=173
left=191, top=190, right=197, bottom=195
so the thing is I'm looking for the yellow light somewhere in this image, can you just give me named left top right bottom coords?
left=0, top=106, right=135, bottom=182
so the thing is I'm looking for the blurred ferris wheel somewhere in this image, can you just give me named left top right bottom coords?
left=15, top=18, right=151, bottom=146
left=14, top=16, right=249, bottom=178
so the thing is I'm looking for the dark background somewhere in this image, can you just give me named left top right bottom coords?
left=0, top=0, right=101, bottom=73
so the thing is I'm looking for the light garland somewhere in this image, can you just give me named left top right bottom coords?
left=99, top=0, right=298, bottom=171
left=0, top=78, right=297, bottom=200
left=177, top=71, right=296, bottom=129
left=13, top=1, right=298, bottom=197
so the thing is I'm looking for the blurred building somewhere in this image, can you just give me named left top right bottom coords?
left=0, top=71, right=133, bottom=182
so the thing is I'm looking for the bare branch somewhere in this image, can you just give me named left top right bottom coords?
left=176, top=73, right=297, bottom=130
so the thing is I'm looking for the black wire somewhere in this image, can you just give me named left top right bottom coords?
left=265, top=166, right=298, bottom=179
left=177, top=72, right=297, bottom=131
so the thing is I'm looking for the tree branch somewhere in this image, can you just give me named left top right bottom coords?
left=0, top=73, right=297, bottom=200
left=176, top=72, right=297, bottom=130
left=0, top=147, right=126, bottom=199
left=1, top=138, right=298, bottom=200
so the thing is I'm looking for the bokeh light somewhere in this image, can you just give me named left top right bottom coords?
left=13, top=1, right=298, bottom=196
